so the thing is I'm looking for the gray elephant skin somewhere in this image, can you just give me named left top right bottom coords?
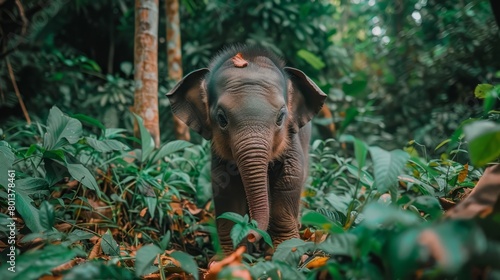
left=167, top=45, right=326, bottom=253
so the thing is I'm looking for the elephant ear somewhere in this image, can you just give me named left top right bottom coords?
left=166, top=68, right=212, bottom=139
left=284, top=67, right=327, bottom=133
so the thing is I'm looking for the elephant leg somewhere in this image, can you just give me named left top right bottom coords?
left=211, top=156, right=247, bottom=254
left=268, top=139, right=306, bottom=248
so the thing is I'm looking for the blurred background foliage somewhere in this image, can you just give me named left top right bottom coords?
left=1, top=0, right=499, bottom=149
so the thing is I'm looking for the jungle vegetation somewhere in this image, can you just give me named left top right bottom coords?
left=1, top=0, right=500, bottom=279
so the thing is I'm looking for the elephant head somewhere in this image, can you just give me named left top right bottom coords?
left=167, top=46, right=326, bottom=238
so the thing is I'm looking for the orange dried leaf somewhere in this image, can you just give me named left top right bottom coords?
left=140, top=207, right=148, bottom=217
left=231, top=53, right=248, bottom=68
left=458, top=163, right=469, bottom=183
left=305, top=256, right=329, bottom=269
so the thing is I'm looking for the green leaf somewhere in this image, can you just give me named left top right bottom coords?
left=474, top=84, right=493, bottom=99
left=369, top=146, right=409, bottom=197
left=66, top=163, right=99, bottom=192
left=301, top=211, right=344, bottom=234
left=318, top=233, right=358, bottom=257
left=464, top=120, right=500, bottom=167
left=71, top=114, right=106, bottom=130
left=339, top=107, right=359, bottom=133
left=0, top=144, right=15, bottom=189
left=230, top=223, right=250, bottom=248
left=412, top=195, right=442, bottom=220
left=253, top=228, right=273, bottom=248
left=150, top=140, right=193, bottom=163
left=250, top=261, right=281, bottom=280
left=15, top=180, right=44, bottom=233
left=339, top=135, right=368, bottom=169
left=135, top=244, right=163, bottom=277
left=361, top=203, right=421, bottom=229
left=133, top=114, right=155, bottom=162
left=297, top=49, right=325, bottom=70
left=43, top=158, right=68, bottom=187
left=39, top=201, right=55, bottom=231
left=63, top=261, right=135, bottom=280
left=217, top=212, right=245, bottom=224
left=273, top=238, right=314, bottom=266
left=385, top=227, right=422, bottom=279
left=159, top=231, right=171, bottom=251
left=101, top=230, right=120, bottom=256
left=85, top=137, right=129, bottom=153
left=1, top=245, right=79, bottom=280
left=342, top=74, right=368, bottom=97
left=144, top=196, right=157, bottom=218
left=171, top=251, right=199, bottom=280
left=43, top=106, right=83, bottom=150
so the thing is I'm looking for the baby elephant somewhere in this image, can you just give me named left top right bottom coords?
left=167, top=46, right=326, bottom=252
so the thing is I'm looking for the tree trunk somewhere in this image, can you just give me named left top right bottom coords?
left=133, top=0, right=160, bottom=147
left=166, top=0, right=190, bottom=141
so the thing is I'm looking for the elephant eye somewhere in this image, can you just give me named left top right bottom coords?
left=276, top=107, right=286, bottom=126
left=217, top=110, right=228, bottom=128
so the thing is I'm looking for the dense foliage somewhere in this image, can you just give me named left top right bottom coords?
left=1, top=0, right=500, bottom=279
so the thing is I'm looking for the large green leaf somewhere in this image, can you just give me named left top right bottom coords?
left=43, top=158, right=69, bottom=187
left=361, top=203, right=421, bottom=229
left=249, top=261, right=281, bottom=280
left=272, top=238, right=315, bottom=266
left=133, top=114, right=155, bottom=162
left=369, top=146, right=409, bottom=196
left=1, top=245, right=80, bottom=280
left=43, top=106, right=83, bottom=150
left=301, top=211, right=344, bottom=234
left=15, top=179, right=44, bottom=233
left=39, top=201, right=55, bottom=231
left=230, top=223, right=251, bottom=248
left=464, top=120, right=500, bottom=167
left=339, top=135, right=369, bottom=169
left=171, top=251, right=199, bottom=280
left=150, top=140, right=193, bottom=163
left=318, top=233, right=358, bottom=257
left=66, top=163, right=99, bottom=192
left=85, top=137, right=129, bottom=153
left=135, top=244, right=163, bottom=277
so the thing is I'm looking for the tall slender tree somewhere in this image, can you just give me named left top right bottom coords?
left=166, top=0, right=190, bottom=141
left=133, top=0, right=160, bottom=147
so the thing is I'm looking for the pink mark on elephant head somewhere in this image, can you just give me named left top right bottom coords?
left=231, top=53, right=248, bottom=68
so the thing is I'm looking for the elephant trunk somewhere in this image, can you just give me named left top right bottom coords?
left=233, top=129, right=271, bottom=242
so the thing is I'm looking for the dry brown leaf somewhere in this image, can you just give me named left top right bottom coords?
left=438, top=197, right=456, bottom=211
left=183, top=200, right=202, bottom=215
left=170, top=200, right=183, bottom=216
left=302, top=227, right=313, bottom=240
left=88, top=238, right=102, bottom=260
left=305, top=256, right=329, bottom=269
left=205, top=246, right=247, bottom=280
left=458, top=163, right=469, bottom=183
left=51, top=259, right=77, bottom=274
left=140, top=207, right=148, bottom=217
